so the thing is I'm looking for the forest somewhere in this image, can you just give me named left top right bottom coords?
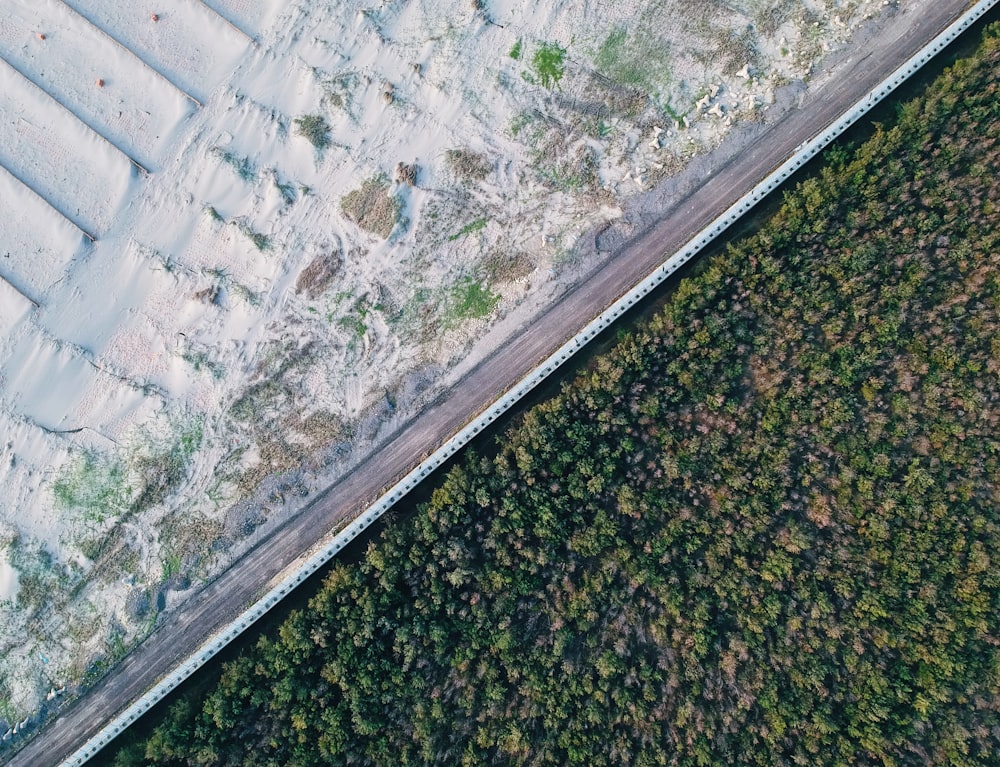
left=106, top=23, right=1000, bottom=767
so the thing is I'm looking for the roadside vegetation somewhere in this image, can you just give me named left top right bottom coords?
left=106, top=24, right=1000, bottom=767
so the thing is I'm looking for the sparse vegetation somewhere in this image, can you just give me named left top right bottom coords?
left=341, top=177, right=402, bottom=239
left=534, top=138, right=600, bottom=192
left=293, top=114, right=331, bottom=151
left=129, top=418, right=204, bottom=512
left=221, top=340, right=350, bottom=496
left=478, top=249, right=534, bottom=284
left=594, top=27, right=672, bottom=99
left=157, top=511, right=224, bottom=586
left=508, top=111, right=534, bottom=137
left=179, top=346, right=225, bottom=379
left=335, top=294, right=375, bottom=341
left=447, top=217, right=487, bottom=241
left=234, top=220, right=272, bottom=251
left=756, top=2, right=792, bottom=37
left=443, top=148, right=492, bottom=180
left=8, top=539, right=67, bottom=613
left=53, top=418, right=204, bottom=531
left=716, top=24, right=761, bottom=77
left=275, top=178, right=297, bottom=205
left=211, top=148, right=256, bottom=183
left=52, top=452, right=130, bottom=526
left=319, top=71, right=360, bottom=115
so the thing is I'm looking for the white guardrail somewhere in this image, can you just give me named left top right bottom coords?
left=57, top=1, right=998, bottom=763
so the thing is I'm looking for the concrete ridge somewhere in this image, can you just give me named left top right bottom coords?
left=53, top=0, right=1000, bottom=764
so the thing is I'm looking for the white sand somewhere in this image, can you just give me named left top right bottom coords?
left=0, top=0, right=903, bottom=723
left=0, top=565, right=17, bottom=605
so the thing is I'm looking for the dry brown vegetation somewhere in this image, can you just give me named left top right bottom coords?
left=340, top=178, right=402, bottom=239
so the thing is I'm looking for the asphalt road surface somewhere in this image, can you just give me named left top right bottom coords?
left=4, top=2, right=975, bottom=764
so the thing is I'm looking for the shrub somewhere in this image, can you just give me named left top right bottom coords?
left=341, top=178, right=402, bottom=239
left=444, top=148, right=492, bottom=180
left=293, top=114, right=331, bottom=150
left=533, top=41, right=567, bottom=89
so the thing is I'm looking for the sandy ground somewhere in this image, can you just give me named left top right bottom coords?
left=0, top=0, right=904, bottom=733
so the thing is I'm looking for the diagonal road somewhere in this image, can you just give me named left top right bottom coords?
left=3, top=1, right=978, bottom=764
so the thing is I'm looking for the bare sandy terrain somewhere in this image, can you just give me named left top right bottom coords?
left=0, top=0, right=941, bottom=751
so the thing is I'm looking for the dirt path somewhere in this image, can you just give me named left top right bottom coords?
left=3, top=2, right=974, bottom=764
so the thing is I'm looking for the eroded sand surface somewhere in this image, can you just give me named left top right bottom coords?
left=0, top=0, right=901, bottom=729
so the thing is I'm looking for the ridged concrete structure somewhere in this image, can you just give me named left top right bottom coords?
left=58, top=0, right=1000, bottom=763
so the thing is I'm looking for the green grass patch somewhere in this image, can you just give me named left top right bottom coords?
left=53, top=452, right=130, bottom=526
left=337, top=314, right=367, bottom=338
left=447, top=277, right=500, bottom=324
left=53, top=417, right=205, bottom=525
left=594, top=27, right=672, bottom=102
left=447, top=217, right=488, bottom=241
left=532, top=41, right=567, bottom=89
left=509, top=38, right=522, bottom=60
left=162, top=551, right=182, bottom=580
